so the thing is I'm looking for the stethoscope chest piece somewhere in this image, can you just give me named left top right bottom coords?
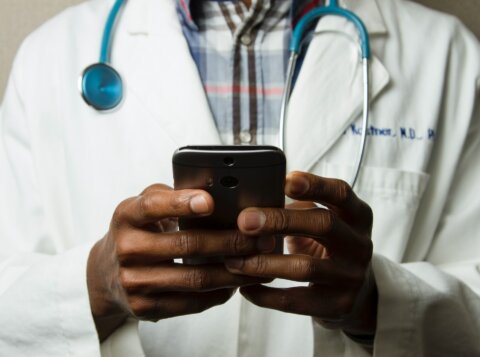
left=80, top=62, right=123, bottom=111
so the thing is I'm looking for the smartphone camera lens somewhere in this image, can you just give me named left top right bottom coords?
left=223, top=157, right=235, bottom=166
left=220, top=176, right=239, bottom=188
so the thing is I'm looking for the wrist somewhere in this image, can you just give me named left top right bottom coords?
left=87, top=238, right=129, bottom=341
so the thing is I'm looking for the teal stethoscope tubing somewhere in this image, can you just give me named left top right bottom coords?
left=279, top=0, right=371, bottom=188
left=80, top=0, right=126, bottom=111
left=81, top=0, right=371, bottom=187
left=100, top=0, right=126, bottom=63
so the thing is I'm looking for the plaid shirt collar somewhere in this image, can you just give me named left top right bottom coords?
left=177, top=0, right=321, bottom=30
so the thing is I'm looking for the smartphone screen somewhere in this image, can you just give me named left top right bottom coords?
left=172, top=146, right=286, bottom=264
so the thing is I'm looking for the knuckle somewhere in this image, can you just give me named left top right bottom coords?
left=271, top=209, right=289, bottom=232
left=335, top=293, right=356, bottom=318
left=184, top=268, right=211, bottom=290
left=141, top=183, right=171, bottom=195
left=169, top=192, right=189, bottom=213
left=361, top=240, right=374, bottom=263
left=174, top=232, right=200, bottom=256
left=278, top=292, right=296, bottom=311
left=353, top=238, right=373, bottom=267
left=231, top=231, right=251, bottom=254
left=128, top=296, right=151, bottom=319
left=149, top=298, right=165, bottom=322
left=139, top=194, right=157, bottom=218
left=335, top=179, right=353, bottom=205
left=250, top=255, right=269, bottom=274
left=340, top=268, right=366, bottom=289
left=112, top=198, right=134, bottom=227
left=116, top=235, right=134, bottom=265
left=174, top=232, right=189, bottom=255
left=119, top=268, right=137, bottom=293
left=364, top=205, right=374, bottom=227
left=317, top=210, right=335, bottom=235
left=292, top=259, right=317, bottom=281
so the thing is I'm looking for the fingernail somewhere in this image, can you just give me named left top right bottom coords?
left=242, top=211, right=266, bottom=231
left=190, top=195, right=209, bottom=214
left=287, top=175, right=309, bottom=196
left=225, top=258, right=244, bottom=271
left=257, top=236, right=275, bottom=252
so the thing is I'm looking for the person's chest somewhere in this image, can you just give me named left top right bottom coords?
left=30, top=0, right=451, bottom=264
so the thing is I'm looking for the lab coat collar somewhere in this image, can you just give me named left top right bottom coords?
left=123, top=0, right=150, bottom=35
left=343, top=0, right=387, bottom=35
left=124, top=0, right=387, bottom=37
left=118, top=0, right=222, bottom=147
left=284, top=0, right=390, bottom=172
left=119, top=0, right=390, bottom=172
left=284, top=47, right=390, bottom=172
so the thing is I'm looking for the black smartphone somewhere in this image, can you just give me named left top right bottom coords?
left=172, top=145, right=286, bottom=264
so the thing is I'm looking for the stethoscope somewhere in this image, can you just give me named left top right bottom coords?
left=80, top=0, right=370, bottom=188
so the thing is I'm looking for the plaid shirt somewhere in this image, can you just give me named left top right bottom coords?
left=177, top=0, right=320, bottom=145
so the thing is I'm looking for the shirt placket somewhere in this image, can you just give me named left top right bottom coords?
left=221, top=0, right=271, bottom=145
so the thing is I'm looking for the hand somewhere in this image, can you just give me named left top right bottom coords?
left=225, top=172, right=377, bottom=338
left=87, top=184, right=272, bottom=341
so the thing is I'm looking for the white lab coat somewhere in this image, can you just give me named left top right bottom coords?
left=0, top=0, right=479, bottom=355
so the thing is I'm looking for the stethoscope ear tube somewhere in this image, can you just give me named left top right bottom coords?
left=278, top=56, right=371, bottom=190
left=290, top=2, right=371, bottom=59
left=280, top=1, right=371, bottom=190
left=350, top=58, right=370, bottom=188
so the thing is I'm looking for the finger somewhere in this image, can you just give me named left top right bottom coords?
left=237, top=207, right=366, bottom=259
left=240, top=285, right=355, bottom=323
left=137, top=185, right=179, bottom=231
left=285, top=172, right=373, bottom=228
left=115, top=189, right=214, bottom=227
left=116, top=230, right=276, bottom=264
left=286, top=235, right=327, bottom=257
left=225, top=254, right=361, bottom=284
left=285, top=201, right=316, bottom=210
left=128, top=288, right=235, bottom=321
left=120, top=264, right=271, bottom=294
left=140, top=183, right=174, bottom=195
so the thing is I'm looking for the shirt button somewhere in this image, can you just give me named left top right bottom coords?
left=240, top=131, right=252, bottom=144
left=240, top=33, right=252, bottom=46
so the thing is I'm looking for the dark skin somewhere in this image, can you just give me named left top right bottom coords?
left=88, top=0, right=377, bottom=343
left=228, top=172, right=377, bottom=338
left=87, top=184, right=273, bottom=341
left=87, top=172, right=377, bottom=342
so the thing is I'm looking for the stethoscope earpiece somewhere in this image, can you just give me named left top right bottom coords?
left=80, top=63, right=123, bottom=111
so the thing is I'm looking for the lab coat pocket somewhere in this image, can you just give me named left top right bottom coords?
left=312, top=163, right=430, bottom=262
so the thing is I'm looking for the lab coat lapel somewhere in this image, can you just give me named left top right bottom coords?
left=119, top=0, right=221, bottom=147
left=285, top=0, right=390, bottom=172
